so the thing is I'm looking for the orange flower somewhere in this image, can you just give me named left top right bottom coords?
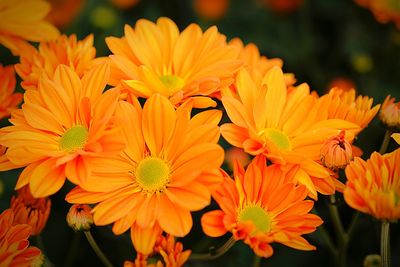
left=15, top=34, right=101, bottom=90
left=106, top=17, right=242, bottom=108
left=66, top=204, right=93, bottom=231
left=224, top=146, right=251, bottom=171
left=10, top=185, right=51, bottom=235
left=0, top=63, right=125, bottom=197
left=124, top=234, right=191, bottom=267
left=0, top=65, right=22, bottom=120
left=0, top=0, right=59, bottom=55
left=46, top=0, right=85, bottom=29
left=66, top=94, right=224, bottom=253
left=0, top=209, right=42, bottom=267
left=221, top=67, right=359, bottom=198
left=193, top=0, right=229, bottom=20
left=327, top=77, right=355, bottom=93
left=355, top=0, right=400, bottom=28
left=379, top=95, right=400, bottom=130
left=201, top=156, right=323, bottom=258
left=316, top=88, right=380, bottom=132
left=344, top=149, right=400, bottom=220
left=263, top=0, right=304, bottom=14
left=109, top=0, right=140, bottom=9
left=320, top=130, right=353, bottom=170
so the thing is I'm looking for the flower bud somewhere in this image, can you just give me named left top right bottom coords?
left=363, top=254, right=381, bottom=267
left=321, top=130, right=353, bottom=170
left=66, top=204, right=93, bottom=231
left=379, top=95, right=400, bottom=130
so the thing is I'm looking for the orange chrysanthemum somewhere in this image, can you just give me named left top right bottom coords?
left=106, top=17, right=241, bottom=108
left=320, top=130, right=353, bottom=170
left=10, top=185, right=51, bottom=235
left=379, top=95, right=400, bottom=130
left=125, top=234, right=191, bottom=267
left=344, top=149, right=400, bottom=220
left=316, top=88, right=380, bottom=132
left=46, top=0, right=85, bottom=29
left=221, top=67, right=359, bottom=198
left=66, top=94, right=224, bottom=253
left=0, top=209, right=42, bottom=267
left=0, top=0, right=59, bottom=55
left=0, top=63, right=125, bottom=197
left=0, top=65, right=22, bottom=120
left=193, top=0, right=229, bottom=20
left=15, top=34, right=101, bottom=91
left=201, top=156, right=323, bottom=258
left=355, top=0, right=400, bottom=28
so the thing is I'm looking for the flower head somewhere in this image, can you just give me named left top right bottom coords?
left=201, top=156, right=322, bottom=258
left=263, top=0, right=304, bottom=14
left=0, top=63, right=125, bottom=197
left=320, top=130, right=353, bottom=170
left=15, top=34, right=100, bottom=90
left=0, top=65, right=22, bottom=120
left=0, top=0, right=59, bottom=55
left=0, top=209, right=42, bottom=267
left=355, top=0, right=400, bottom=28
left=344, top=149, right=400, bottom=220
left=106, top=17, right=242, bottom=108
left=66, top=94, right=224, bottom=251
left=221, top=67, right=359, bottom=198
left=10, top=185, right=51, bottom=235
left=46, top=0, right=85, bottom=29
left=66, top=204, right=94, bottom=231
left=379, top=95, right=400, bottom=131
left=193, top=0, right=229, bottom=20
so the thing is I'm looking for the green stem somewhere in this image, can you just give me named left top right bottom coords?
left=328, top=195, right=347, bottom=267
left=317, top=224, right=337, bottom=257
left=252, top=255, right=262, bottom=267
left=84, top=231, right=113, bottom=267
left=65, top=232, right=81, bottom=267
left=346, top=211, right=360, bottom=240
left=379, top=130, right=393, bottom=154
left=190, top=236, right=236, bottom=261
left=380, top=221, right=391, bottom=267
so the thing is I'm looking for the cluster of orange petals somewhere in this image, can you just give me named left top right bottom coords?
left=202, top=156, right=322, bottom=257
left=355, top=0, right=400, bottom=28
left=0, top=209, right=42, bottom=267
left=125, top=234, right=190, bottom=267
left=0, top=0, right=59, bottom=55
left=344, top=149, right=400, bottom=220
left=66, top=94, right=224, bottom=254
left=0, top=65, right=22, bottom=120
left=379, top=95, right=400, bottom=130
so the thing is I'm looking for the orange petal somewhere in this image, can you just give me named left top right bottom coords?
left=201, top=210, right=227, bottom=237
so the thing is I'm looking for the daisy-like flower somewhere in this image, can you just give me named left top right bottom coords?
left=10, top=185, right=51, bottom=235
left=15, top=34, right=101, bottom=91
left=106, top=17, right=242, bottom=108
left=0, top=65, right=22, bottom=120
left=0, top=63, right=125, bottom=197
left=0, top=209, right=42, bottom=267
left=66, top=94, right=224, bottom=253
left=221, top=67, right=359, bottom=198
left=355, top=0, right=400, bottom=28
left=124, top=234, right=191, bottom=267
left=316, top=88, right=380, bottom=132
left=0, top=0, right=59, bottom=55
left=344, top=149, right=400, bottom=220
left=201, top=156, right=323, bottom=258
left=379, top=95, right=400, bottom=130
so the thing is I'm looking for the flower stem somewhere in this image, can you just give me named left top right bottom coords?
left=379, top=130, right=392, bottom=154
left=317, top=224, right=337, bottom=257
left=380, top=221, right=391, bottom=267
left=65, top=232, right=81, bottom=267
left=84, top=231, right=113, bottom=267
left=189, top=236, right=236, bottom=261
left=328, top=195, right=347, bottom=267
left=252, top=255, right=262, bottom=267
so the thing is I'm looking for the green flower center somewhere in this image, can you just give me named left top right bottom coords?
left=60, top=125, right=89, bottom=152
left=258, top=128, right=292, bottom=151
left=135, top=157, right=170, bottom=193
left=159, top=75, right=184, bottom=96
left=238, top=205, right=272, bottom=234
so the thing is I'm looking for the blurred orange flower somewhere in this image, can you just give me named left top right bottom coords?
left=221, top=67, right=359, bottom=198
left=0, top=209, right=42, bottom=267
left=201, top=156, right=322, bottom=258
left=125, top=234, right=190, bottom=267
left=106, top=17, right=242, bottom=108
left=379, top=95, right=400, bottom=130
left=263, top=0, right=304, bottom=14
left=10, top=185, right=51, bottom=235
left=0, top=0, right=59, bottom=55
left=224, top=146, right=251, bottom=171
left=15, top=34, right=101, bottom=90
left=0, top=63, right=125, bottom=197
left=344, top=149, right=400, bottom=220
left=0, top=65, right=22, bottom=120
left=193, top=0, right=229, bottom=20
left=46, top=0, right=85, bottom=29
left=66, top=94, right=224, bottom=253
left=110, top=0, right=140, bottom=9
left=355, top=0, right=400, bottom=28
left=328, top=77, right=356, bottom=93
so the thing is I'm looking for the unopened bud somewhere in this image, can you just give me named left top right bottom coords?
left=379, top=95, right=400, bottom=130
left=66, top=204, right=93, bottom=231
left=363, top=254, right=381, bottom=267
left=321, top=130, right=353, bottom=170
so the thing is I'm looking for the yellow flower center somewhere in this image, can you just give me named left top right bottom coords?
left=159, top=75, right=184, bottom=96
left=60, top=125, right=89, bottom=152
left=258, top=128, right=292, bottom=151
left=238, top=205, right=272, bottom=234
left=135, top=157, right=170, bottom=193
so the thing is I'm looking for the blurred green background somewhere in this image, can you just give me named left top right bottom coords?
left=0, top=0, right=399, bottom=266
